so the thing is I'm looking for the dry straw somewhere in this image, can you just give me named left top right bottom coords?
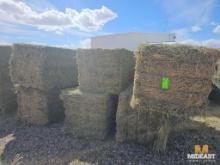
left=16, top=86, right=64, bottom=125
left=9, top=44, right=78, bottom=124
left=132, top=44, right=220, bottom=116
left=76, top=49, right=134, bottom=94
left=117, top=45, right=220, bottom=153
left=61, top=88, right=118, bottom=140
left=10, top=44, right=78, bottom=91
left=0, top=45, right=17, bottom=115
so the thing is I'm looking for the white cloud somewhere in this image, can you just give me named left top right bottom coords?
left=54, top=39, right=91, bottom=49
left=191, top=25, right=201, bottom=32
left=158, top=0, right=215, bottom=25
left=178, top=39, right=220, bottom=48
left=79, top=39, right=91, bottom=49
left=213, top=25, right=220, bottom=33
left=0, top=0, right=117, bottom=33
left=171, top=28, right=190, bottom=40
left=0, top=40, right=11, bottom=45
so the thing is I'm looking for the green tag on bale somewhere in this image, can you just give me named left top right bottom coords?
left=161, top=77, right=169, bottom=90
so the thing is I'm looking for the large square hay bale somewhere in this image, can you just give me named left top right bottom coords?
left=77, top=49, right=134, bottom=94
left=132, top=44, right=220, bottom=116
left=10, top=44, right=78, bottom=90
left=116, top=86, right=168, bottom=145
left=60, top=88, right=117, bottom=140
left=0, top=45, right=17, bottom=115
left=116, top=86, right=194, bottom=153
left=17, top=87, right=64, bottom=125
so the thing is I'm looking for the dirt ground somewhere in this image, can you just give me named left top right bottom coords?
left=0, top=107, right=220, bottom=165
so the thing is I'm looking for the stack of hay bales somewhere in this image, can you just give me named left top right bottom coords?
left=0, top=45, right=17, bottom=115
left=10, top=44, right=78, bottom=125
left=61, top=49, right=134, bottom=139
left=116, top=44, right=220, bottom=152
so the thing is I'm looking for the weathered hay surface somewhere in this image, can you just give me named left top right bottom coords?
left=61, top=88, right=117, bottom=140
left=116, top=86, right=171, bottom=146
left=0, top=45, right=17, bottom=115
left=17, top=87, right=64, bottom=125
left=10, top=44, right=78, bottom=91
left=116, top=86, right=201, bottom=152
left=77, top=49, right=134, bottom=94
left=132, top=44, right=220, bottom=116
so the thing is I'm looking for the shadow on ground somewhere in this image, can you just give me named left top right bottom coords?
left=0, top=110, right=220, bottom=165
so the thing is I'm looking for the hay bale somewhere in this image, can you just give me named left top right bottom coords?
left=60, top=88, right=117, bottom=140
left=116, top=86, right=197, bottom=153
left=10, top=44, right=78, bottom=91
left=16, top=86, right=64, bottom=125
left=116, top=86, right=171, bottom=147
left=77, top=49, right=134, bottom=94
left=132, top=44, right=220, bottom=116
left=0, top=45, right=17, bottom=115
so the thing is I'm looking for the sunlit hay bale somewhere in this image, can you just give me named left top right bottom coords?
left=132, top=44, right=220, bottom=116
left=16, top=86, right=64, bottom=125
left=10, top=44, right=78, bottom=91
left=76, top=49, right=134, bottom=94
left=60, top=88, right=118, bottom=140
left=0, top=45, right=17, bottom=115
left=116, top=86, right=165, bottom=145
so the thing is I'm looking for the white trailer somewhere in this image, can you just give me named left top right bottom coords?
left=91, top=32, right=176, bottom=51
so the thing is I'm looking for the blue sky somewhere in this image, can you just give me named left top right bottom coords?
left=0, top=0, right=220, bottom=48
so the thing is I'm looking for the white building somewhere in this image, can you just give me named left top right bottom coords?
left=91, top=32, right=176, bottom=51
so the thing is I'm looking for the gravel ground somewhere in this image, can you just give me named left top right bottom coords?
left=0, top=116, right=219, bottom=165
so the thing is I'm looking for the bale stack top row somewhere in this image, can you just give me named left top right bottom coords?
left=77, top=49, right=135, bottom=94
left=132, top=44, right=220, bottom=117
left=10, top=44, right=78, bottom=91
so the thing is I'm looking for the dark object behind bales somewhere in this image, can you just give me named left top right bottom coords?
left=208, top=84, right=220, bottom=105
left=10, top=44, right=78, bottom=91
left=76, top=49, right=134, bottom=94
left=0, top=45, right=17, bottom=115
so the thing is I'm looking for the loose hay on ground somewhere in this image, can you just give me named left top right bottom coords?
left=17, top=87, right=64, bottom=125
left=61, top=88, right=118, bottom=140
left=10, top=44, right=78, bottom=91
left=0, top=45, right=17, bottom=115
left=76, top=49, right=134, bottom=94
